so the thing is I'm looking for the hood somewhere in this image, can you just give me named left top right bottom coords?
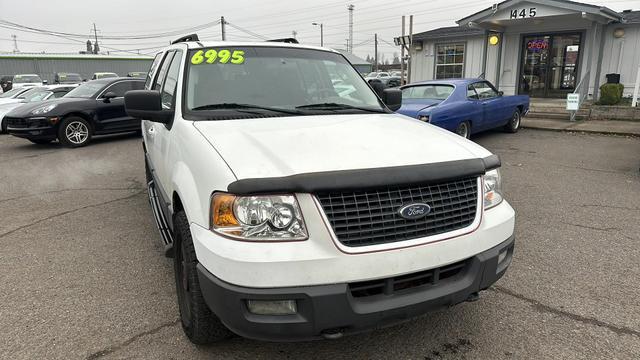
left=6, top=97, right=88, bottom=116
left=0, top=102, right=23, bottom=116
left=193, top=113, right=492, bottom=180
left=397, top=100, right=441, bottom=118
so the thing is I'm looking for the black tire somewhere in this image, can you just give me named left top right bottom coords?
left=504, top=110, right=521, bottom=133
left=28, top=139, right=53, bottom=145
left=58, top=116, right=92, bottom=148
left=455, top=121, right=471, bottom=139
left=173, top=211, right=232, bottom=344
left=0, top=118, right=7, bottom=134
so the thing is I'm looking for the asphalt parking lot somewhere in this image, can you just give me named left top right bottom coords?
left=0, top=129, right=638, bottom=359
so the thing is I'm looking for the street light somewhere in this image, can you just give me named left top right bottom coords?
left=312, top=22, right=324, bottom=47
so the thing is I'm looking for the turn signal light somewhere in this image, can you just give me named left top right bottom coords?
left=211, top=193, right=239, bottom=227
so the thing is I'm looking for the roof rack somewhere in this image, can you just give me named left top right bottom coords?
left=171, top=34, right=200, bottom=44
left=266, top=38, right=299, bottom=44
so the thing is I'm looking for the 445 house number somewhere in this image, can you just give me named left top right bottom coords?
left=510, top=7, right=537, bottom=19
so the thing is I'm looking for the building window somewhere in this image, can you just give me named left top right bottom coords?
left=435, top=44, right=464, bottom=79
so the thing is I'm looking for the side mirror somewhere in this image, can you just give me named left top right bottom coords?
left=498, top=91, right=504, bottom=96
left=125, top=90, right=173, bottom=124
left=102, top=91, right=117, bottom=102
left=382, top=88, right=402, bottom=111
left=371, top=81, right=386, bottom=98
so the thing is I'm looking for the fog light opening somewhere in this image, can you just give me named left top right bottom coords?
left=498, top=249, right=508, bottom=265
left=246, top=300, right=297, bottom=315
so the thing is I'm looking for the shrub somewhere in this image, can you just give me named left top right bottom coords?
left=599, top=83, right=624, bottom=105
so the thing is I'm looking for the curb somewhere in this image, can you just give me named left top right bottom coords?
left=521, top=123, right=640, bottom=137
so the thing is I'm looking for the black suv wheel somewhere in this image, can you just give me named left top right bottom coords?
left=58, top=117, right=92, bottom=148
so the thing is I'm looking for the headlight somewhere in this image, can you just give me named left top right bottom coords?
left=210, top=193, right=308, bottom=241
left=31, top=103, right=57, bottom=115
left=483, top=169, right=503, bottom=209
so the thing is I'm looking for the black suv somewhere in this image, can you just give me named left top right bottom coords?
left=6, top=77, right=144, bottom=147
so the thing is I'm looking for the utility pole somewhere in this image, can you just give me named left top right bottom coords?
left=348, top=4, right=354, bottom=53
left=292, top=30, right=297, bottom=40
left=11, top=35, right=19, bottom=53
left=400, top=16, right=405, bottom=85
left=92, top=23, right=99, bottom=54
left=374, top=33, right=378, bottom=72
left=221, top=16, right=226, bottom=41
left=312, top=23, right=323, bottom=47
left=345, top=39, right=350, bottom=51
left=408, top=15, right=413, bottom=84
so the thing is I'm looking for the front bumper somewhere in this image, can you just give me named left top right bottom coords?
left=198, top=235, right=514, bottom=342
left=6, top=116, right=57, bottom=139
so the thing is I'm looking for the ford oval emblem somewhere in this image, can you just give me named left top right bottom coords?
left=398, top=203, right=432, bottom=220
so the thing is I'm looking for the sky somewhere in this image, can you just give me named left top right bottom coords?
left=1, top=0, right=639, bottom=61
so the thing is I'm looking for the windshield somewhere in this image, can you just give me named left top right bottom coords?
left=57, top=73, right=82, bottom=83
left=23, top=90, right=52, bottom=102
left=16, top=87, right=47, bottom=99
left=65, top=81, right=105, bottom=98
left=13, top=75, right=42, bottom=83
left=402, top=85, right=454, bottom=100
left=185, top=47, right=384, bottom=117
left=96, top=73, right=118, bottom=79
left=0, top=87, right=24, bottom=98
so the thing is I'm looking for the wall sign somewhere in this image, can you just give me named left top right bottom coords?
left=510, top=7, right=537, bottom=19
left=527, top=39, right=548, bottom=52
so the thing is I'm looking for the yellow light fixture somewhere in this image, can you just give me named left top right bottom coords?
left=613, top=28, right=625, bottom=38
left=489, top=35, right=500, bottom=46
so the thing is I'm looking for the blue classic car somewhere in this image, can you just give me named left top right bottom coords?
left=397, top=79, right=529, bottom=138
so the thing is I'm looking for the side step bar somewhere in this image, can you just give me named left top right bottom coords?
left=147, top=180, right=174, bottom=249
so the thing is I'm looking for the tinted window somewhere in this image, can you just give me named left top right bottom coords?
left=153, top=51, right=175, bottom=91
left=145, top=53, right=163, bottom=89
left=161, top=50, right=182, bottom=109
left=472, top=81, right=498, bottom=99
left=103, top=82, right=132, bottom=97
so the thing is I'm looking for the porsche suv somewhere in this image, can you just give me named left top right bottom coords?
left=6, top=77, right=144, bottom=146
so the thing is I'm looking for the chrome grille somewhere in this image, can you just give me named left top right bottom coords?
left=316, top=177, right=479, bottom=247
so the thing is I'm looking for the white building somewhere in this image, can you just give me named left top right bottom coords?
left=408, top=0, right=640, bottom=100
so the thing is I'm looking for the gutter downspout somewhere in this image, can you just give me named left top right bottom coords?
left=495, top=33, right=504, bottom=89
left=481, top=30, right=488, bottom=78
left=593, top=23, right=607, bottom=101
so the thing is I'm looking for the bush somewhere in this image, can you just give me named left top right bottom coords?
left=599, top=83, right=624, bottom=105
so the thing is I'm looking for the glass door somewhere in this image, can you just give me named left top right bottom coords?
left=520, top=35, right=550, bottom=97
left=519, top=33, right=581, bottom=98
left=547, top=34, right=581, bottom=97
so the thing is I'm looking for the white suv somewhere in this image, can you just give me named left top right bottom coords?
left=125, top=35, right=515, bottom=344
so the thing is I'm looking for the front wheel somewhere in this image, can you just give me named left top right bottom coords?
left=0, top=119, right=7, bottom=134
left=455, top=121, right=471, bottom=139
left=504, top=110, right=521, bottom=133
left=58, top=117, right=92, bottom=148
left=174, top=211, right=232, bottom=344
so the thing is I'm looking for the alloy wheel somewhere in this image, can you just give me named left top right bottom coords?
left=65, top=121, right=89, bottom=145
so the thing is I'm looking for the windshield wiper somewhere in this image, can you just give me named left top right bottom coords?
left=295, top=103, right=387, bottom=113
left=192, top=103, right=304, bottom=115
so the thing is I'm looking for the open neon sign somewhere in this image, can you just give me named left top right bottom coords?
left=527, top=39, right=548, bottom=52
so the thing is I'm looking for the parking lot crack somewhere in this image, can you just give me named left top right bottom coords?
left=0, top=190, right=145, bottom=239
left=0, top=187, right=144, bottom=205
left=85, top=319, right=180, bottom=359
left=575, top=204, right=640, bottom=212
left=493, top=286, right=640, bottom=338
